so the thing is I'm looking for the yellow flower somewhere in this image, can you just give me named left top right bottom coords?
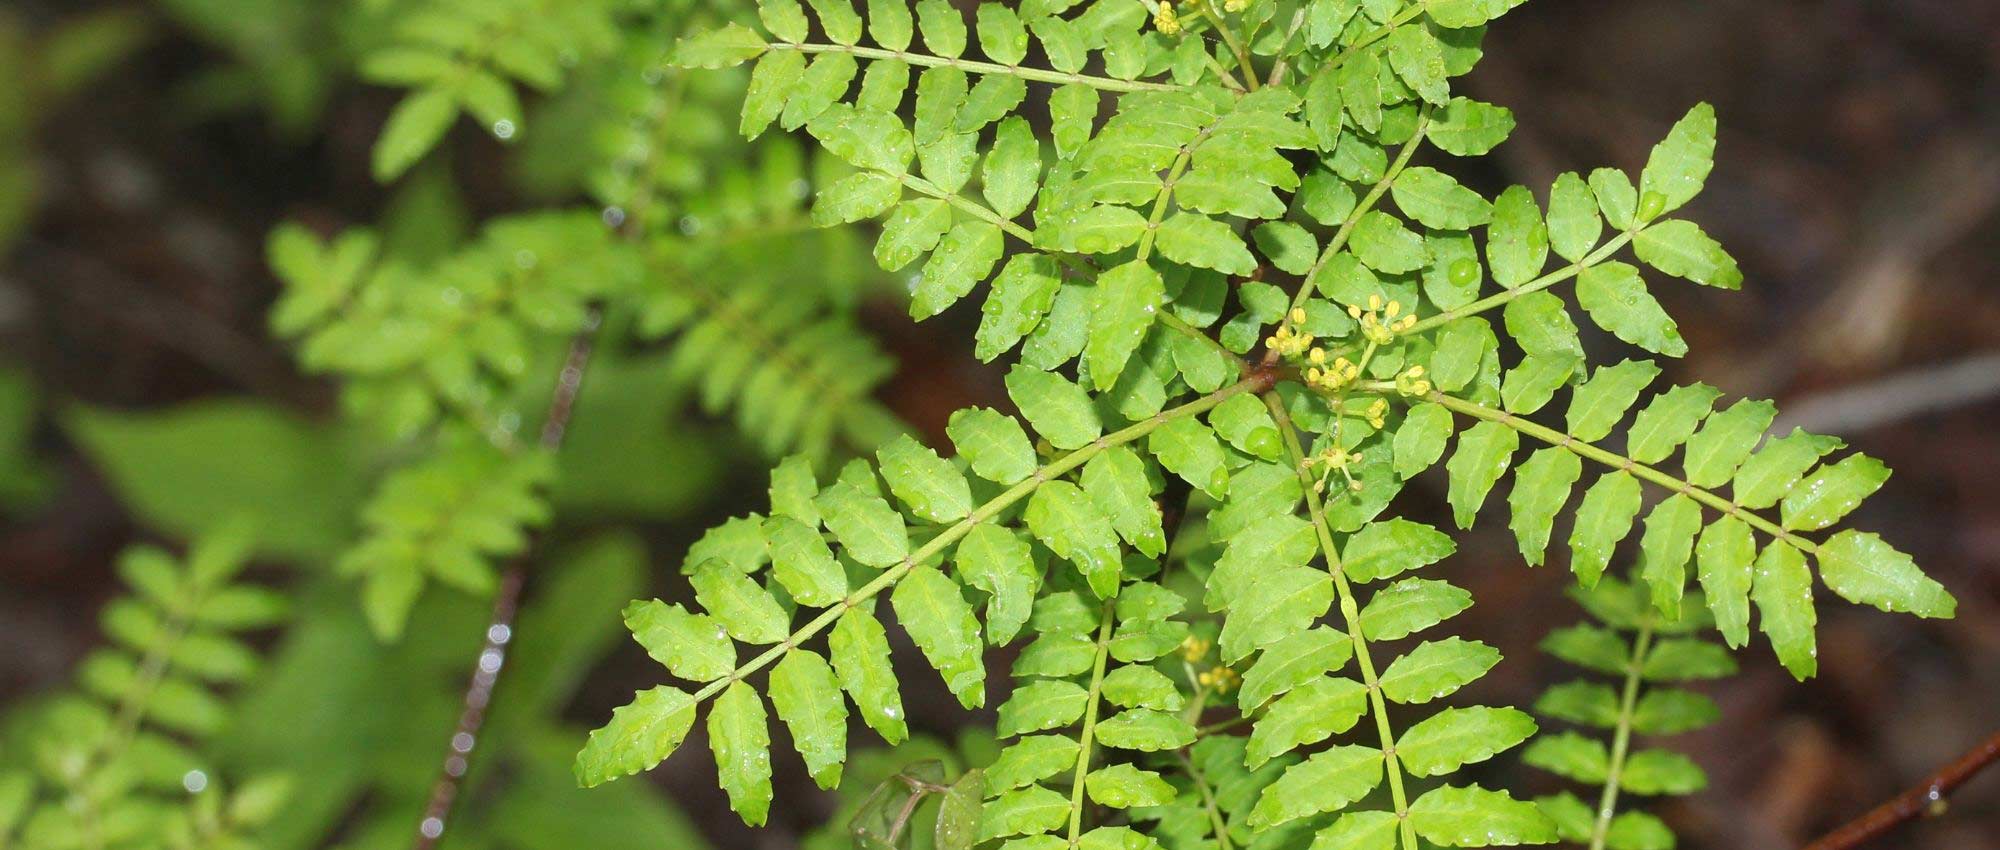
left=1154, top=1, right=1182, bottom=35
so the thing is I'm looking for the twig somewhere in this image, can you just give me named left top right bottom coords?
left=412, top=310, right=601, bottom=848
left=1801, top=729, right=2000, bottom=850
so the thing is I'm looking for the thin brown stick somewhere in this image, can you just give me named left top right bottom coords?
left=411, top=310, right=601, bottom=848
left=1802, top=729, right=2000, bottom=850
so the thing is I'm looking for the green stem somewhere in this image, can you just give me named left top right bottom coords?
left=1399, top=230, right=1637, bottom=337
left=1589, top=620, right=1655, bottom=850
left=1067, top=600, right=1120, bottom=843
left=1261, top=391, right=1419, bottom=850
left=689, top=376, right=1268, bottom=706
left=1263, top=6, right=1311, bottom=86
left=1193, top=2, right=1259, bottom=91
left=1176, top=748, right=1237, bottom=850
left=771, top=42, right=1180, bottom=92
left=1418, top=390, right=1821, bottom=554
left=1287, top=107, right=1432, bottom=316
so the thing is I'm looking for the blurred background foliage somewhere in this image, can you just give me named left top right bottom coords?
left=0, top=0, right=1994, bottom=848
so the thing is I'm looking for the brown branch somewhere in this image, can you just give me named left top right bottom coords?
left=411, top=309, right=602, bottom=848
left=1802, top=728, right=2000, bottom=850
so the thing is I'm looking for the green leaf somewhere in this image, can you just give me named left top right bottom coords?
left=1428, top=0, right=1530, bottom=27
left=1732, top=429, right=1843, bottom=510
left=1523, top=732, right=1609, bottom=783
left=876, top=199, right=954, bottom=271
left=1605, top=811, right=1675, bottom=850
left=1248, top=745, right=1384, bottom=829
left=987, top=735, right=1079, bottom=792
left=1696, top=516, right=1755, bottom=647
left=1502, top=355, right=1577, bottom=416
left=624, top=600, right=734, bottom=682
left=743, top=51, right=808, bottom=139
left=1486, top=185, right=1548, bottom=287
left=1633, top=688, right=1721, bottom=734
left=1633, top=220, right=1741, bottom=289
left=768, top=649, right=848, bottom=789
left=575, top=685, right=696, bottom=787
left=759, top=0, right=808, bottom=42
left=372, top=89, right=459, bottom=181
left=1087, top=260, right=1165, bottom=389
left=1577, top=262, right=1686, bottom=357
left=1566, top=471, right=1643, bottom=587
left=977, top=256, right=1063, bottom=362
left=915, top=221, right=1005, bottom=318
left=1504, top=290, right=1584, bottom=361
left=1446, top=420, right=1520, bottom=528
left=1566, top=359, right=1662, bottom=443
left=1639, top=103, right=1716, bottom=217
left=984, top=117, right=1042, bottom=219
left=1536, top=681, right=1620, bottom=727
left=1359, top=578, right=1472, bottom=641
left=1682, top=398, right=1778, bottom=487
left=1640, top=638, right=1736, bottom=681
left=1379, top=637, right=1501, bottom=705
left=1025, top=480, right=1124, bottom=598
left=1626, top=383, right=1721, bottom=464
left=1350, top=211, right=1429, bottom=274
left=1429, top=318, right=1496, bottom=393
left=1637, top=494, right=1702, bottom=617
left=955, top=523, right=1039, bottom=645
left=1751, top=541, right=1817, bottom=679
left=1085, top=764, right=1176, bottom=809
left=978, top=786, right=1067, bottom=842
left=936, top=768, right=986, bottom=850
left=1081, top=446, right=1166, bottom=558
left=1393, top=402, right=1456, bottom=478
left=1622, top=749, right=1706, bottom=795
left=1385, top=25, right=1449, bottom=104
left=1780, top=454, right=1889, bottom=532
left=672, top=23, right=769, bottom=70
left=691, top=561, right=790, bottom=644
left=948, top=407, right=1037, bottom=485
left=1219, top=565, right=1335, bottom=663
left=1397, top=706, right=1537, bottom=778
left=1247, top=676, right=1368, bottom=768
left=1157, top=213, right=1258, bottom=276
left=1407, top=785, right=1556, bottom=847
left=1546, top=172, right=1602, bottom=262
left=1343, top=518, right=1456, bottom=583
left=1392, top=167, right=1493, bottom=229
left=1006, top=365, right=1102, bottom=450
left=892, top=564, right=986, bottom=708
left=1312, top=811, right=1402, bottom=850
left=1508, top=448, right=1583, bottom=565
left=1094, top=708, right=1197, bottom=752
left=1101, top=666, right=1184, bottom=711
left=766, top=516, right=848, bottom=606
left=1540, top=624, right=1630, bottom=675
left=996, top=676, right=1088, bottom=736
left=1239, top=626, right=1354, bottom=711
left=64, top=400, right=367, bottom=562
left=830, top=605, right=907, bottom=744
left=1149, top=416, right=1229, bottom=500
left=1428, top=97, right=1515, bottom=156
left=709, top=681, right=774, bottom=826
left=817, top=480, right=910, bottom=567
left=1210, top=392, right=1284, bottom=461
left=866, top=0, right=913, bottom=49
left=769, top=455, right=820, bottom=527
left=878, top=434, right=973, bottom=523
left=1254, top=222, right=1320, bottom=276
left=813, top=170, right=902, bottom=224
left=1589, top=168, right=1638, bottom=231
left=1817, top=530, right=1955, bottom=618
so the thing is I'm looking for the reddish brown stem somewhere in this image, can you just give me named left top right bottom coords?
left=412, top=311, right=601, bottom=849
left=1802, top=728, right=2000, bottom=850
